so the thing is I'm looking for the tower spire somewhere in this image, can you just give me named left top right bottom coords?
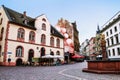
left=96, top=24, right=100, bottom=34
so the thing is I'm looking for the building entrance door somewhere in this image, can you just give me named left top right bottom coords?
left=16, top=58, right=22, bottom=66
left=28, top=49, right=34, bottom=65
left=40, top=47, right=45, bottom=57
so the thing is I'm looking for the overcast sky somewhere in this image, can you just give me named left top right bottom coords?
left=0, top=0, right=120, bottom=44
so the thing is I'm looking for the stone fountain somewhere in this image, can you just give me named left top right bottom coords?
left=82, top=34, right=120, bottom=74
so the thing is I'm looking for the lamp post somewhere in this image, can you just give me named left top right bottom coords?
left=8, top=55, right=11, bottom=66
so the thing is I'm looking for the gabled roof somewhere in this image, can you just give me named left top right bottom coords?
left=2, top=5, right=64, bottom=39
left=2, top=5, right=36, bottom=30
left=51, top=25, right=64, bottom=38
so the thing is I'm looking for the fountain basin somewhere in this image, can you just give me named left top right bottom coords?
left=82, top=60, right=120, bottom=74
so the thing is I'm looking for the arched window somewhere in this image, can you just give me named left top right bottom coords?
left=50, top=50, right=54, bottom=55
left=56, top=38, right=60, bottom=47
left=41, top=34, right=46, bottom=44
left=29, top=31, right=35, bottom=42
left=50, top=37, right=54, bottom=46
left=42, top=23, right=46, bottom=31
left=42, top=18, right=46, bottom=22
left=56, top=51, right=60, bottom=55
left=16, top=46, right=23, bottom=57
left=0, top=27, right=4, bottom=41
left=0, top=18, right=3, bottom=25
left=17, top=28, right=25, bottom=41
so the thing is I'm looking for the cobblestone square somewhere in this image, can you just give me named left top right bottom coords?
left=0, top=61, right=120, bottom=80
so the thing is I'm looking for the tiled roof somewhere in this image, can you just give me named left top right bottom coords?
left=2, top=5, right=36, bottom=30
left=2, top=5, right=64, bottom=38
left=51, top=25, right=64, bottom=38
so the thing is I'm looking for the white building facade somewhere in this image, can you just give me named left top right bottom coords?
left=101, top=11, right=120, bottom=60
left=0, top=5, right=64, bottom=66
left=80, top=39, right=89, bottom=56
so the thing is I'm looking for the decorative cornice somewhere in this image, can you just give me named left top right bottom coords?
left=101, top=11, right=120, bottom=32
left=7, top=39, right=64, bottom=49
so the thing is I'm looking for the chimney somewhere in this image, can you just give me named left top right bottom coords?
left=23, top=11, right=26, bottom=17
left=23, top=11, right=28, bottom=24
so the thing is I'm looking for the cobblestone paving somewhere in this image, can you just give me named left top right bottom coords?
left=0, top=61, right=120, bottom=80
left=63, top=61, right=120, bottom=80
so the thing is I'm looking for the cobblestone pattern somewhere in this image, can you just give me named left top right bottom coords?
left=0, top=61, right=120, bottom=80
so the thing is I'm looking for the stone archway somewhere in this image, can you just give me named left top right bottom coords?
left=16, top=58, right=22, bottom=66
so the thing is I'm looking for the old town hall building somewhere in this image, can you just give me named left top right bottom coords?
left=0, top=5, right=64, bottom=66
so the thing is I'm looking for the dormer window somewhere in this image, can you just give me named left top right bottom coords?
left=22, top=11, right=28, bottom=25
left=52, top=30, right=55, bottom=34
left=23, top=19, right=28, bottom=25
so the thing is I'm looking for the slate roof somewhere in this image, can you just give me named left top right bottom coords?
left=51, top=25, right=64, bottom=38
left=2, top=5, right=36, bottom=30
left=2, top=5, right=64, bottom=38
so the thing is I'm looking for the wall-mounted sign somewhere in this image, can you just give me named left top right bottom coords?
left=8, top=52, right=12, bottom=54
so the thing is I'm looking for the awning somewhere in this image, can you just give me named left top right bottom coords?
left=42, top=54, right=63, bottom=58
left=42, top=54, right=54, bottom=58
left=71, top=54, right=84, bottom=58
left=90, top=54, right=96, bottom=56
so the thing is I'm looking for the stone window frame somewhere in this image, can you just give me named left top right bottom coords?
left=16, top=46, right=24, bottom=57
left=17, top=28, right=25, bottom=41
left=29, top=31, right=35, bottom=43
left=41, top=34, right=46, bottom=45
left=50, top=37, right=54, bottom=47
